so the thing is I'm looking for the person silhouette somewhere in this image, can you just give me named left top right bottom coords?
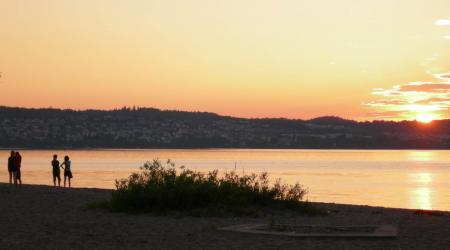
left=7, top=151, right=17, bottom=187
left=60, top=155, right=73, bottom=188
left=15, top=152, right=22, bottom=186
left=51, top=154, right=61, bottom=187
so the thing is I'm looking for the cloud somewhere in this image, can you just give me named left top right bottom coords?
left=435, top=73, right=450, bottom=81
left=435, top=19, right=450, bottom=26
left=435, top=20, right=450, bottom=40
left=371, top=99, right=408, bottom=105
left=365, top=72, right=450, bottom=120
left=398, top=83, right=450, bottom=92
left=414, top=97, right=450, bottom=105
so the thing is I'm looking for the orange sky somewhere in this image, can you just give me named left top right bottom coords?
left=1, top=0, right=449, bottom=120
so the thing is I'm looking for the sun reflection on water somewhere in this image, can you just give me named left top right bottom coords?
left=413, top=187, right=432, bottom=210
left=406, top=151, right=435, bottom=162
left=409, top=172, right=433, bottom=210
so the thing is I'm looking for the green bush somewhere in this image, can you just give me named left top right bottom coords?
left=105, top=159, right=315, bottom=215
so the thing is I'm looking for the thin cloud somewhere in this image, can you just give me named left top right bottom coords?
left=435, top=20, right=450, bottom=40
left=435, top=73, right=450, bottom=81
left=435, top=19, right=450, bottom=26
left=414, top=97, right=450, bottom=105
left=372, top=99, right=408, bottom=105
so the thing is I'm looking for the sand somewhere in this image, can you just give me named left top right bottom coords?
left=0, top=183, right=449, bottom=250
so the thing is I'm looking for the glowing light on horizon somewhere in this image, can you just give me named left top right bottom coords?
left=416, top=113, right=434, bottom=123
left=367, top=73, right=450, bottom=121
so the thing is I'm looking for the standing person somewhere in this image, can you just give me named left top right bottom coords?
left=14, top=152, right=22, bottom=186
left=60, top=155, right=73, bottom=188
left=51, top=154, right=61, bottom=187
left=7, top=150, right=16, bottom=185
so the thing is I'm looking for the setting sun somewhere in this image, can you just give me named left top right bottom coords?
left=416, top=114, right=435, bottom=123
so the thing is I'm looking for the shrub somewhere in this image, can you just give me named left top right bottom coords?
left=104, top=159, right=315, bottom=215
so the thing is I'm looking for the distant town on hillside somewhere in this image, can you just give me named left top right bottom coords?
left=1, top=106, right=450, bottom=149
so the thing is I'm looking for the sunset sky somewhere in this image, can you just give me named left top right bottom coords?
left=1, top=0, right=449, bottom=121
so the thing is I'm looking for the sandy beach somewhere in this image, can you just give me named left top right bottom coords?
left=1, top=183, right=449, bottom=250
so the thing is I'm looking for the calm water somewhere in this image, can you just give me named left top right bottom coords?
left=1, top=149, right=450, bottom=211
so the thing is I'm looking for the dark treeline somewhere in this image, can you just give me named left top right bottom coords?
left=1, top=106, right=450, bottom=149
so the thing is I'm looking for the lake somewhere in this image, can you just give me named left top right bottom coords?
left=1, top=149, right=450, bottom=211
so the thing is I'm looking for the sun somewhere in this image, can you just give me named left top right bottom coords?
left=416, top=114, right=434, bottom=123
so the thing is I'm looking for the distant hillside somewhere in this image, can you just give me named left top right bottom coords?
left=307, top=116, right=356, bottom=125
left=1, top=106, right=450, bottom=149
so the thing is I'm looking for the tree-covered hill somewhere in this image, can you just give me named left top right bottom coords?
left=1, top=106, right=449, bottom=149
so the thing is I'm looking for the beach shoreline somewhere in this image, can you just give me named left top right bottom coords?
left=1, top=183, right=450, bottom=249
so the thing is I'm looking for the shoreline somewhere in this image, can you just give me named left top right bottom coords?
left=1, top=183, right=450, bottom=249
left=2, top=182, right=449, bottom=213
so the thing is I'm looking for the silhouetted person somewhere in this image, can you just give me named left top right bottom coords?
left=51, top=154, right=61, bottom=187
left=14, top=152, right=22, bottom=186
left=60, top=155, right=73, bottom=188
left=7, top=151, right=17, bottom=187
